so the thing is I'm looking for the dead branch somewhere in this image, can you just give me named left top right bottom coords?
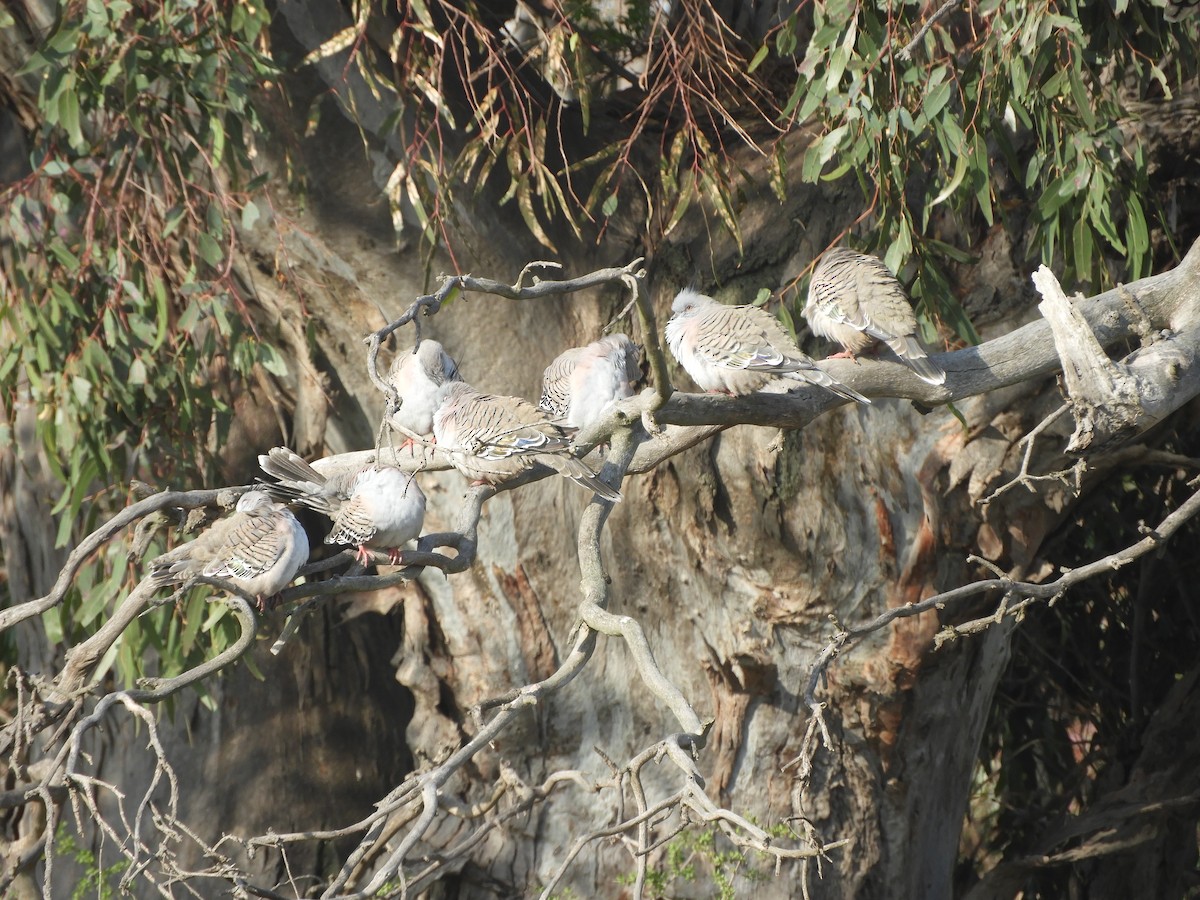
left=896, top=0, right=965, bottom=60
left=1036, top=264, right=1200, bottom=453
left=979, top=405, right=1078, bottom=507
left=792, top=480, right=1200, bottom=771
left=363, top=258, right=647, bottom=402
left=8, top=241, right=1200, bottom=898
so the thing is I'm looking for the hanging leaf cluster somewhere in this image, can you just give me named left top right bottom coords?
left=312, top=0, right=1194, bottom=340
left=785, top=0, right=1194, bottom=331
left=0, top=0, right=285, bottom=688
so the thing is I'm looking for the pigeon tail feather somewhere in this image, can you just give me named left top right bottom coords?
left=544, top=455, right=623, bottom=502
left=784, top=369, right=871, bottom=405
left=885, top=336, right=946, bottom=385
left=259, top=448, right=325, bottom=486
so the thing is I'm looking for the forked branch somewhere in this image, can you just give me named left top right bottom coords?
left=791, top=480, right=1200, bottom=774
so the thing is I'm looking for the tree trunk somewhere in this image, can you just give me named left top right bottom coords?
left=5, top=3, right=1200, bottom=897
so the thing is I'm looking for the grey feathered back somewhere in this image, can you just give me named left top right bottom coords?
left=257, top=448, right=426, bottom=553
left=665, top=289, right=869, bottom=403
left=150, top=490, right=309, bottom=598
left=433, top=381, right=622, bottom=501
left=804, top=248, right=946, bottom=385
left=387, top=339, right=465, bottom=436
left=539, top=333, right=641, bottom=428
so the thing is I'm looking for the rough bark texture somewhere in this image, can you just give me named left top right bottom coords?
left=5, top=4, right=1200, bottom=899
left=7, top=123, right=1200, bottom=900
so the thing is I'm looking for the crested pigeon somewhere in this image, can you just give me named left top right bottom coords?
left=258, top=448, right=426, bottom=565
left=387, top=339, right=464, bottom=441
left=664, top=288, right=870, bottom=403
left=539, top=333, right=641, bottom=429
left=803, top=248, right=946, bottom=385
left=150, top=490, right=309, bottom=607
left=432, top=381, right=622, bottom=501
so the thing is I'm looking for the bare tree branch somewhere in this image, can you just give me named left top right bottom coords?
left=896, top=0, right=965, bottom=60
left=363, top=258, right=647, bottom=402
left=0, top=486, right=247, bottom=632
left=792, top=480, right=1200, bottom=772
left=1036, top=265, right=1200, bottom=452
left=9, top=241, right=1200, bottom=898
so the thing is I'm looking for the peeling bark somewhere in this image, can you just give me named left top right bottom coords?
left=4, top=8, right=1200, bottom=896
left=1036, top=264, right=1200, bottom=453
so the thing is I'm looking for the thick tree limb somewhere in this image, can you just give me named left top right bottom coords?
left=1036, top=264, right=1200, bottom=452
left=286, top=239, right=1200, bottom=489
left=795, top=479, right=1200, bottom=774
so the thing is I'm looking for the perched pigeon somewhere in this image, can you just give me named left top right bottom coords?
left=539, top=333, right=641, bottom=429
left=432, top=381, right=622, bottom=501
left=803, top=248, right=946, bottom=385
left=387, top=339, right=464, bottom=441
left=258, top=448, right=426, bottom=565
left=664, top=288, right=870, bottom=403
left=150, top=490, right=309, bottom=607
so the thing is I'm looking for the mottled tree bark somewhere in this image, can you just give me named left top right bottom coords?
left=4, top=3, right=1200, bottom=898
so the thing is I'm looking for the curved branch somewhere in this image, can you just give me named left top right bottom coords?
left=57, top=569, right=262, bottom=700
left=341, top=431, right=636, bottom=895
left=572, top=425, right=705, bottom=735
left=0, top=486, right=246, bottom=633
left=579, top=601, right=706, bottom=737
left=362, top=257, right=647, bottom=398
left=800, top=480, right=1200, bottom=714
left=127, top=596, right=258, bottom=702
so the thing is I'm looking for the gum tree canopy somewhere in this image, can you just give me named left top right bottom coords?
left=2, top=0, right=1199, bottom=898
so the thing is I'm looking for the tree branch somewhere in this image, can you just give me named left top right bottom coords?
left=0, top=486, right=246, bottom=632
left=1036, top=265, right=1200, bottom=452
left=362, top=258, right=647, bottom=400
left=793, top=479, right=1200, bottom=771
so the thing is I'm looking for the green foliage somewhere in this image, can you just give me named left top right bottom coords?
left=1, top=0, right=282, bottom=684
left=784, top=0, right=1195, bottom=321
left=54, top=823, right=130, bottom=900
left=354, top=0, right=1195, bottom=342
left=358, top=0, right=781, bottom=256
left=616, top=822, right=791, bottom=898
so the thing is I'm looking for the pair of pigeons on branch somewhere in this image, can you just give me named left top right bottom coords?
left=147, top=461, right=426, bottom=611
left=148, top=248, right=945, bottom=609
